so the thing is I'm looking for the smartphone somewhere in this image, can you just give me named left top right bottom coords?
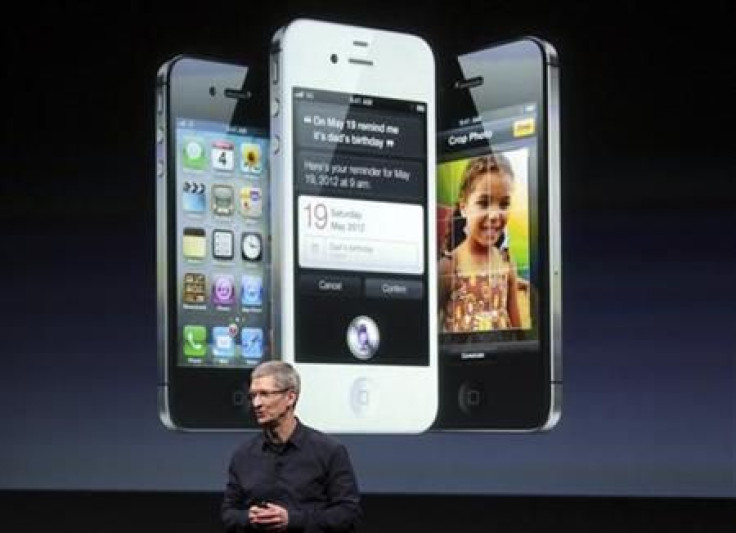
left=156, top=55, right=270, bottom=430
left=270, top=19, right=437, bottom=433
left=433, top=37, right=562, bottom=431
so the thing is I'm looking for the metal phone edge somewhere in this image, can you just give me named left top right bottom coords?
left=269, top=27, right=286, bottom=365
left=540, top=37, right=563, bottom=431
left=155, top=59, right=174, bottom=429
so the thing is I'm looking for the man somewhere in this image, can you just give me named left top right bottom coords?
left=222, top=361, right=362, bottom=532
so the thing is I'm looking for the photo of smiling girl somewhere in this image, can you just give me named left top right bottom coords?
left=438, top=151, right=531, bottom=333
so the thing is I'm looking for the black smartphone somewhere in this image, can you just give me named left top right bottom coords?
left=433, top=37, right=562, bottom=431
left=156, top=55, right=270, bottom=430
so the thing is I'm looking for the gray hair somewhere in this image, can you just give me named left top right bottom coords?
left=251, top=361, right=301, bottom=396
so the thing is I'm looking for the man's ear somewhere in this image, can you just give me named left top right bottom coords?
left=287, top=389, right=297, bottom=408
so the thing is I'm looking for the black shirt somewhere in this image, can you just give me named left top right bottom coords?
left=222, top=420, right=362, bottom=532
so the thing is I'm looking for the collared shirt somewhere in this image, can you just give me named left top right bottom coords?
left=222, top=420, right=362, bottom=532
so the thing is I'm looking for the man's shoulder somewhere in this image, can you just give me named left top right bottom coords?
left=298, top=422, right=345, bottom=451
left=231, top=432, right=264, bottom=457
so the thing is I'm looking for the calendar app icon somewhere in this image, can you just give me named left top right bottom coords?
left=211, top=140, right=234, bottom=171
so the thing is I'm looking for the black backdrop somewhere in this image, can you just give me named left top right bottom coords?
left=3, top=1, right=734, bottom=530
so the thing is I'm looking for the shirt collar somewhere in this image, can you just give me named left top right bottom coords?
left=289, top=418, right=306, bottom=449
left=260, top=418, right=305, bottom=451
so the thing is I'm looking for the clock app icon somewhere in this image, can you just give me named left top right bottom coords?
left=241, top=232, right=263, bottom=261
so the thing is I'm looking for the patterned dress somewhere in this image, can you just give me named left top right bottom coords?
left=443, top=248, right=513, bottom=333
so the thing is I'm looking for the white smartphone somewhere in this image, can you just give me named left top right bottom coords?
left=270, top=19, right=437, bottom=433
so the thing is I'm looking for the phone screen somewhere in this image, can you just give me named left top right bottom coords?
left=291, top=88, right=429, bottom=365
left=436, top=39, right=558, bottom=428
left=157, top=56, right=271, bottom=429
left=175, top=120, right=270, bottom=368
left=438, top=99, right=540, bottom=352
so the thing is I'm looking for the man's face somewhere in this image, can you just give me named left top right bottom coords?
left=249, top=375, right=294, bottom=427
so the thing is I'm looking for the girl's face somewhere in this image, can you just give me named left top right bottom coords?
left=460, top=170, right=512, bottom=249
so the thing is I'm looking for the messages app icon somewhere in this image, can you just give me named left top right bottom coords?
left=182, top=137, right=206, bottom=170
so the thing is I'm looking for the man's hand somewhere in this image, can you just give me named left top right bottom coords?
left=248, top=502, right=289, bottom=531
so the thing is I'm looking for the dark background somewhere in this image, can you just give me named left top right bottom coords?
left=3, top=1, right=734, bottom=531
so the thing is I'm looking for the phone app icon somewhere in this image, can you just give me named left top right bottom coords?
left=183, top=325, right=207, bottom=357
left=182, top=137, right=206, bottom=170
left=182, top=272, right=207, bottom=305
left=182, top=227, right=206, bottom=259
left=212, top=326, right=235, bottom=358
left=241, top=327, right=264, bottom=361
left=239, top=186, right=263, bottom=218
left=212, top=229, right=234, bottom=260
left=212, top=274, right=236, bottom=305
left=241, top=274, right=263, bottom=306
left=212, top=185, right=234, bottom=216
left=212, top=140, right=235, bottom=172
left=241, top=142, right=263, bottom=175
left=182, top=181, right=206, bottom=213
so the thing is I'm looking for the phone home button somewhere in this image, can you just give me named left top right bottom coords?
left=350, top=377, right=377, bottom=417
left=231, top=390, right=246, bottom=407
left=458, top=381, right=486, bottom=415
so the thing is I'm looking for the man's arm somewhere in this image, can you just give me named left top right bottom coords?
left=221, top=460, right=253, bottom=532
left=289, top=444, right=362, bottom=532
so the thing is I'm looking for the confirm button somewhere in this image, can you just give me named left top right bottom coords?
left=365, top=278, right=423, bottom=300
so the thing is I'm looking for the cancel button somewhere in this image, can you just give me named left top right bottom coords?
left=300, top=274, right=361, bottom=297
left=365, top=278, right=423, bottom=300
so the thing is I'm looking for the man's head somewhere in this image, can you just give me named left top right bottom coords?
left=249, top=361, right=300, bottom=427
